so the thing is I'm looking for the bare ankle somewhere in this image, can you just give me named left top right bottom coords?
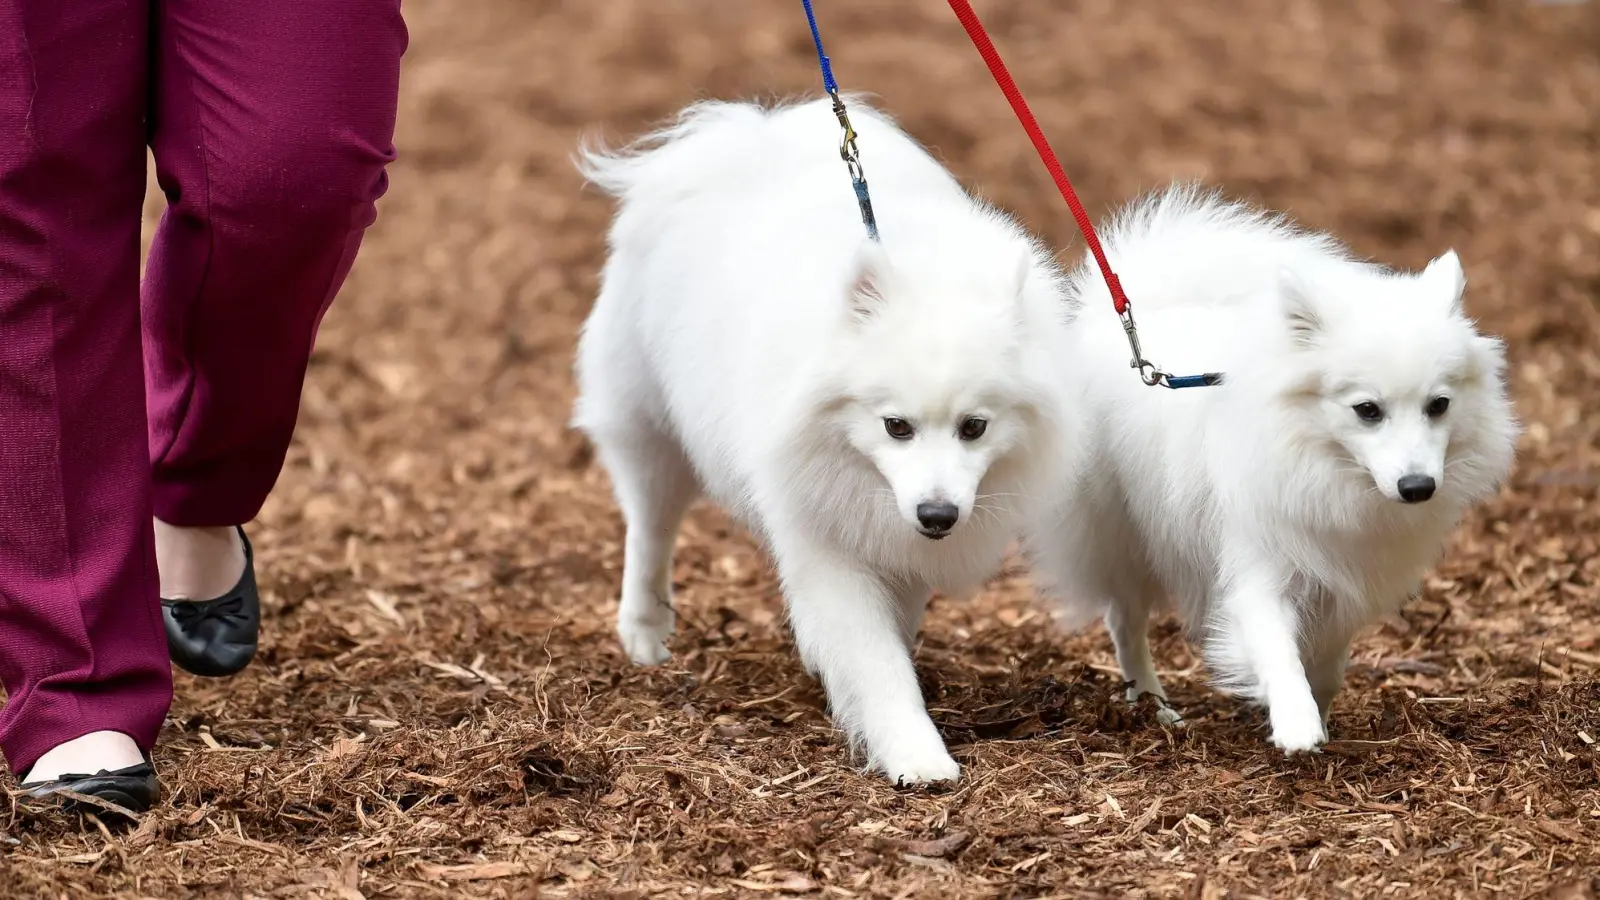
left=154, top=519, right=247, bottom=601
left=23, top=731, right=143, bottom=784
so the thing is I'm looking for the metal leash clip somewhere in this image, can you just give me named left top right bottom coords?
left=1119, top=308, right=1163, bottom=387
left=829, top=92, right=863, bottom=180
left=827, top=91, right=880, bottom=241
left=1120, top=308, right=1224, bottom=390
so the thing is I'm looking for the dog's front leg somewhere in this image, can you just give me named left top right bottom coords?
left=1306, top=640, right=1351, bottom=725
left=1105, top=595, right=1184, bottom=726
left=1213, top=561, right=1326, bottom=755
left=775, top=540, right=958, bottom=785
left=891, top=579, right=931, bottom=652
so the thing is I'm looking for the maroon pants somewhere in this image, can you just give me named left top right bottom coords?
left=0, top=1, right=405, bottom=773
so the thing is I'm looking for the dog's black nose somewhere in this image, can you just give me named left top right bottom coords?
left=1396, top=474, right=1436, bottom=503
left=916, top=501, right=959, bottom=536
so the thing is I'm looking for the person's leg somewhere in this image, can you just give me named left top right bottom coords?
left=144, top=0, right=406, bottom=665
left=0, top=0, right=170, bottom=779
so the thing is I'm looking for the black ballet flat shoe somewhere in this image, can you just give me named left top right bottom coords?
left=20, top=761, right=160, bottom=819
left=161, top=526, right=261, bottom=678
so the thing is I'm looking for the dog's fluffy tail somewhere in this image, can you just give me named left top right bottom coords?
left=573, top=100, right=770, bottom=200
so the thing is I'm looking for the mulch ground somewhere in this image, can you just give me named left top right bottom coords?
left=4, top=0, right=1599, bottom=897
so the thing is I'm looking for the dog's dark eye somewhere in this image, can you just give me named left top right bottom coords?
left=1425, top=396, right=1450, bottom=418
left=1352, top=401, right=1384, bottom=422
left=958, top=417, right=988, bottom=441
left=884, top=417, right=914, bottom=440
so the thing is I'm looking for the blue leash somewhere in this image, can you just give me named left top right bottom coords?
left=800, top=0, right=839, bottom=94
left=800, top=0, right=880, bottom=241
left=1164, top=373, right=1223, bottom=389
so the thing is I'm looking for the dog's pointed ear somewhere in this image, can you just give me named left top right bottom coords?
left=847, top=240, right=893, bottom=322
left=1008, top=244, right=1033, bottom=300
left=1469, top=333, right=1508, bottom=379
left=1420, top=249, right=1466, bottom=317
left=1006, top=243, right=1034, bottom=321
left=1277, top=266, right=1322, bottom=348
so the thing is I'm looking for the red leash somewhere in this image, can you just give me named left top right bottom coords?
left=945, top=0, right=1132, bottom=316
left=944, top=0, right=1222, bottom=388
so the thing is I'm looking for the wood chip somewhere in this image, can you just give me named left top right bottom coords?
left=727, top=876, right=819, bottom=893
left=416, top=862, right=528, bottom=882
left=894, top=831, right=970, bottom=859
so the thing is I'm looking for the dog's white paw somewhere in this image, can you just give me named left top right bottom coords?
left=1155, top=703, right=1187, bottom=728
left=618, top=611, right=674, bottom=666
left=1125, top=687, right=1187, bottom=728
left=882, top=747, right=961, bottom=786
left=1268, top=695, right=1328, bottom=754
left=1127, top=694, right=1187, bottom=727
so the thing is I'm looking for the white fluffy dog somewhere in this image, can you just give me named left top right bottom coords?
left=572, top=97, right=1080, bottom=783
left=1026, top=185, right=1519, bottom=753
